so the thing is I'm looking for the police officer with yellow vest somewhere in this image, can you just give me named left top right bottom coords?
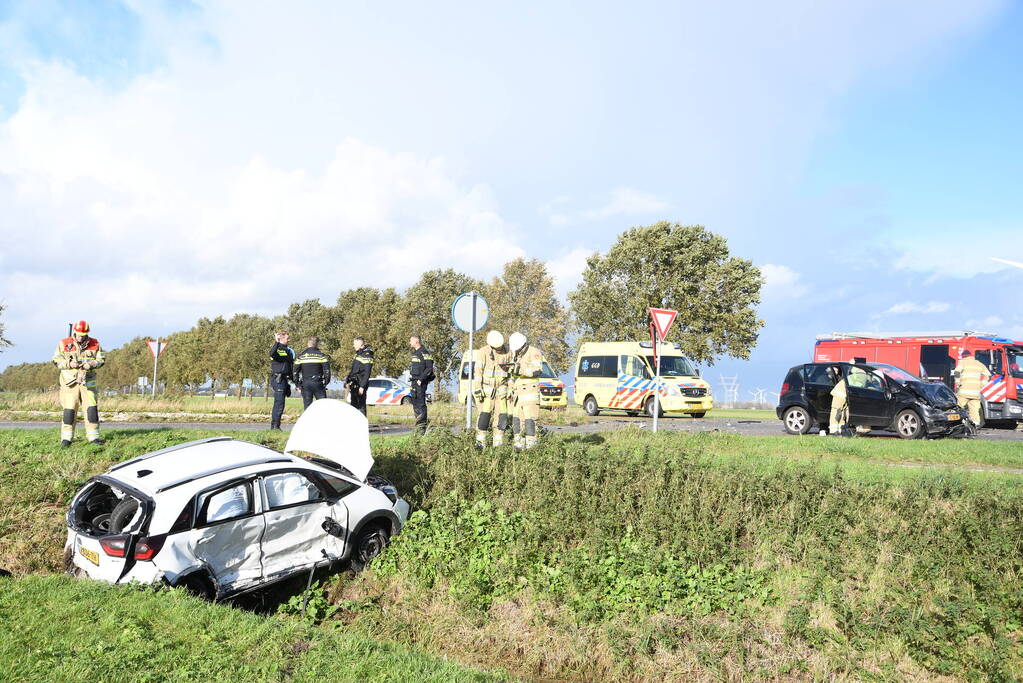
left=346, top=337, right=374, bottom=416
left=953, top=349, right=990, bottom=427
left=293, top=337, right=331, bottom=409
left=52, top=320, right=105, bottom=446
left=408, top=335, right=434, bottom=433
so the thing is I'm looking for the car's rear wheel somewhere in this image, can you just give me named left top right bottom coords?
left=690, top=412, right=707, bottom=418
left=644, top=396, right=665, bottom=418
left=782, top=406, right=812, bottom=435
left=177, top=572, right=217, bottom=601
left=626, top=410, right=640, bottom=417
left=401, top=396, right=412, bottom=406
left=583, top=396, right=600, bottom=416
left=351, top=524, right=390, bottom=572
left=896, top=410, right=925, bottom=439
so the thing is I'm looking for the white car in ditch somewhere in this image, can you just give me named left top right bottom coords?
left=64, top=399, right=409, bottom=599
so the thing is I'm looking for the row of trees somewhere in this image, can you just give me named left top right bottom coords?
left=0, top=223, right=764, bottom=394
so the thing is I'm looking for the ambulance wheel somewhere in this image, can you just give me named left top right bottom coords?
left=583, top=396, right=600, bottom=416
left=690, top=412, right=706, bottom=418
left=401, top=396, right=412, bottom=406
left=782, top=406, right=811, bottom=434
left=895, top=409, right=924, bottom=439
left=644, top=396, right=665, bottom=418
left=626, top=410, right=640, bottom=417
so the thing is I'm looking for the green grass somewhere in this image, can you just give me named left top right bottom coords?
left=3, top=427, right=1023, bottom=680
left=0, top=575, right=502, bottom=682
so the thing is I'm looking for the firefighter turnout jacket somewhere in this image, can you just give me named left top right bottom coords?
left=53, top=336, right=106, bottom=386
left=294, top=347, right=331, bottom=385
left=954, top=357, right=991, bottom=399
left=347, top=346, right=374, bottom=391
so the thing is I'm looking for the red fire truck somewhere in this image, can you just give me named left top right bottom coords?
left=814, top=331, right=1023, bottom=424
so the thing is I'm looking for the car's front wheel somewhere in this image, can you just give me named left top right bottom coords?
left=583, top=396, right=600, bottom=416
left=350, top=524, right=390, bottom=572
left=401, top=396, right=412, bottom=406
left=895, top=410, right=925, bottom=439
left=782, top=406, right=812, bottom=435
left=644, top=396, right=665, bottom=418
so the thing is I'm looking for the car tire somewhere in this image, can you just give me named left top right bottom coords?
left=91, top=513, right=112, bottom=534
left=782, top=406, right=812, bottom=435
left=895, top=409, right=925, bottom=439
left=626, top=410, right=640, bottom=417
left=690, top=412, right=707, bottom=419
left=644, top=396, right=665, bottom=418
left=350, top=523, right=390, bottom=572
left=108, top=498, right=139, bottom=534
left=177, top=572, right=217, bottom=601
left=583, top=396, right=600, bottom=417
left=401, top=396, right=412, bottom=406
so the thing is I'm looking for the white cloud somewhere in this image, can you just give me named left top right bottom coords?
left=546, top=247, right=593, bottom=299
left=544, top=187, right=670, bottom=227
left=881, top=301, right=952, bottom=315
left=759, top=264, right=808, bottom=302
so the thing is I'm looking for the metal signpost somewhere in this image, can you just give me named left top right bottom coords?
left=146, top=339, right=168, bottom=397
left=451, top=292, right=489, bottom=430
left=648, top=308, right=679, bottom=433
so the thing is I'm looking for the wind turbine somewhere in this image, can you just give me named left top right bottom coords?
left=990, top=257, right=1023, bottom=270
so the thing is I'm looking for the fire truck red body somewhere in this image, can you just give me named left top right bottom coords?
left=814, top=331, right=1023, bottom=424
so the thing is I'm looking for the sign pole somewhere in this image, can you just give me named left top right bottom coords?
left=466, top=292, right=477, bottom=431
left=151, top=339, right=161, bottom=397
left=651, top=323, right=660, bottom=433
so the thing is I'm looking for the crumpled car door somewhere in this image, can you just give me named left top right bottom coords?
left=260, top=471, right=346, bottom=580
left=191, top=480, right=265, bottom=590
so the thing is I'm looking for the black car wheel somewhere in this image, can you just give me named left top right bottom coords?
left=644, top=396, right=665, bottom=418
left=895, top=409, right=925, bottom=439
left=583, top=396, right=600, bottom=416
left=351, top=524, right=390, bottom=572
left=401, top=396, right=412, bottom=406
left=690, top=412, right=707, bottom=418
left=782, top=406, right=812, bottom=434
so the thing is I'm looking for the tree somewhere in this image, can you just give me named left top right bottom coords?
left=484, top=258, right=571, bottom=372
left=0, top=303, right=10, bottom=351
left=161, top=329, right=207, bottom=395
left=397, top=269, right=484, bottom=381
left=281, top=299, right=341, bottom=354
left=568, top=222, right=763, bottom=364
left=222, top=313, right=276, bottom=395
left=102, top=337, right=152, bottom=393
left=334, top=288, right=404, bottom=377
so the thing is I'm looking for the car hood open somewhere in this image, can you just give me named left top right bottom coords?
left=284, top=399, right=374, bottom=481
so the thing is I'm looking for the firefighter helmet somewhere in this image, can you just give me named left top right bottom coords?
left=486, top=330, right=504, bottom=349
left=73, top=320, right=90, bottom=335
left=509, top=332, right=527, bottom=352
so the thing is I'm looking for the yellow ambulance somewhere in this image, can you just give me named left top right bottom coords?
left=457, top=354, right=568, bottom=408
left=573, top=341, right=712, bottom=417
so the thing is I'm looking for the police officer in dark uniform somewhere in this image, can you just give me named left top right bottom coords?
left=293, top=337, right=331, bottom=409
left=269, top=330, right=295, bottom=430
left=408, top=335, right=434, bottom=433
left=346, top=336, right=374, bottom=416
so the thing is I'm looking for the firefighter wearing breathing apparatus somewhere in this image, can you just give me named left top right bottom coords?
left=508, top=331, right=544, bottom=450
left=472, top=330, right=512, bottom=447
left=52, top=320, right=106, bottom=446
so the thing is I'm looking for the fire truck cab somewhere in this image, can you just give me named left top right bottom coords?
left=814, top=331, right=1023, bottom=425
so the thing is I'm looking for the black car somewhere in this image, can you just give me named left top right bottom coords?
left=776, top=362, right=968, bottom=439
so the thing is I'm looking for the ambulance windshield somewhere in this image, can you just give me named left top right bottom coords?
left=540, top=362, right=558, bottom=379
left=1008, top=349, right=1023, bottom=378
left=644, top=355, right=697, bottom=377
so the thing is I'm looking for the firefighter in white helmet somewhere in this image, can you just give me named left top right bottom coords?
left=508, top=331, right=545, bottom=449
left=471, top=330, right=512, bottom=447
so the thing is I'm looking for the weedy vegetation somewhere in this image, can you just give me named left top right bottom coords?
left=1, top=427, right=1021, bottom=680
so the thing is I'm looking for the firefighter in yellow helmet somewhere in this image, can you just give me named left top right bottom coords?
left=471, top=330, right=512, bottom=447
left=508, top=332, right=545, bottom=449
left=52, top=320, right=106, bottom=446
left=953, top=349, right=990, bottom=427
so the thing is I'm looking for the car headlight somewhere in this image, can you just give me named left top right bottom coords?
left=667, top=384, right=681, bottom=396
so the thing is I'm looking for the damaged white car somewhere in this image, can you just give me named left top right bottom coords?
left=64, top=399, right=409, bottom=599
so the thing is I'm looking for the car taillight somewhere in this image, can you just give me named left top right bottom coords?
left=133, top=535, right=165, bottom=561
left=99, top=535, right=128, bottom=558
left=781, top=382, right=790, bottom=394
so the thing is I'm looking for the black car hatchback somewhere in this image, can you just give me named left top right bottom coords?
left=776, top=361, right=968, bottom=438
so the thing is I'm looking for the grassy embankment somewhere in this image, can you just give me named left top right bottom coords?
left=2, top=427, right=1020, bottom=680
left=0, top=390, right=770, bottom=424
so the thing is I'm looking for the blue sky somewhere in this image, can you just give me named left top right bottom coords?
left=1, top=0, right=1022, bottom=399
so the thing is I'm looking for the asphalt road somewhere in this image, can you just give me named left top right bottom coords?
left=4, top=416, right=1023, bottom=441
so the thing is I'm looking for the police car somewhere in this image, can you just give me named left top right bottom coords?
left=64, top=400, right=409, bottom=599
left=365, top=376, right=431, bottom=406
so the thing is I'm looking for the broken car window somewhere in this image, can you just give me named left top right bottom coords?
left=264, top=472, right=323, bottom=509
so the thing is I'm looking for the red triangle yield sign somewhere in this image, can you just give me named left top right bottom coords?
left=648, top=308, right=678, bottom=341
